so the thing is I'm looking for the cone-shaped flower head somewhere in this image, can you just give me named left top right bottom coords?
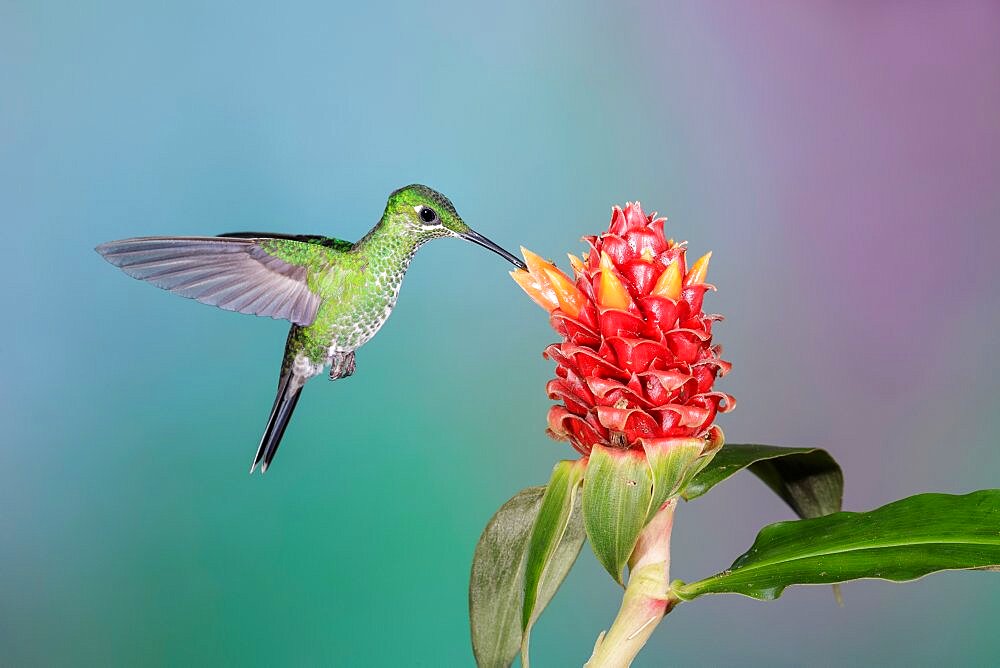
left=511, top=202, right=734, bottom=457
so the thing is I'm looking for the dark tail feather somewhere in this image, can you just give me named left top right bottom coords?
left=250, top=374, right=304, bottom=474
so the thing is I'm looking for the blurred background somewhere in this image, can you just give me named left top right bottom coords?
left=3, top=1, right=999, bottom=665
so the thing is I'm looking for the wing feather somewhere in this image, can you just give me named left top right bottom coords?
left=96, top=236, right=325, bottom=326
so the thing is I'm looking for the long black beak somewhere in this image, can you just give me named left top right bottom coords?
left=460, top=229, right=526, bottom=269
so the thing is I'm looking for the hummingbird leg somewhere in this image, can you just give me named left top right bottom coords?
left=329, top=351, right=356, bottom=380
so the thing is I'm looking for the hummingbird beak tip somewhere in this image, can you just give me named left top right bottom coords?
left=460, top=229, right=525, bottom=269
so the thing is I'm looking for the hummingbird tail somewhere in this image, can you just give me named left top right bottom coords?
left=251, top=374, right=304, bottom=474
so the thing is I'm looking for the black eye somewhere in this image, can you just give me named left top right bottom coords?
left=420, top=207, right=438, bottom=223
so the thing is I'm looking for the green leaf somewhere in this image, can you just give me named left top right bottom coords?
left=583, top=445, right=654, bottom=585
left=520, top=461, right=586, bottom=665
left=470, top=487, right=544, bottom=668
left=642, top=438, right=703, bottom=522
left=522, top=460, right=585, bottom=630
left=674, top=490, right=1000, bottom=601
left=684, top=442, right=845, bottom=602
left=684, top=443, right=843, bottom=519
left=470, top=483, right=587, bottom=668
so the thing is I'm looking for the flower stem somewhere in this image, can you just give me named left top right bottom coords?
left=585, top=499, right=678, bottom=668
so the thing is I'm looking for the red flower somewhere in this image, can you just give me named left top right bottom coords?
left=512, top=202, right=734, bottom=457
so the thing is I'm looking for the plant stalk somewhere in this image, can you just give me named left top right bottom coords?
left=585, top=499, right=678, bottom=668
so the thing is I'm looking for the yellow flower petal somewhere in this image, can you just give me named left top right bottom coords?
left=650, top=261, right=682, bottom=299
left=598, top=252, right=633, bottom=310
left=542, top=267, right=585, bottom=318
left=686, top=251, right=712, bottom=285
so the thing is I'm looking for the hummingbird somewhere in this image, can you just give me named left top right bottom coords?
left=96, top=184, right=525, bottom=473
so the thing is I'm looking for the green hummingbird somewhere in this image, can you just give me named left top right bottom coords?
left=96, top=184, right=525, bottom=473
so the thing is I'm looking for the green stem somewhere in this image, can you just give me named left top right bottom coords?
left=585, top=499, right=678, bottom=668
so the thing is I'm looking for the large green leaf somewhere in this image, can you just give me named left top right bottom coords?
left=521, top=460, right=586, bottom=664
left=674, top=490, right=1000, bottom=601
left=583, top=445, right=654, bottom=585
left=684, top=443, right=843, bottom=519
left=469, top=484, right=586, bottom=668
left=470, top=487, right=543, bottom=667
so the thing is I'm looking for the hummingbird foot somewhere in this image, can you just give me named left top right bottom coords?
left=329, top=351, right=356, bottom=380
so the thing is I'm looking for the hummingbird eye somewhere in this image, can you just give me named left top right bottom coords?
left=419, top=207, right=438, bottom=224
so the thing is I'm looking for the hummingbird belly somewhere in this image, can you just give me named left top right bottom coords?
left=325, top=300, right=395, bottom=354
left=308, top=255, right=411, bottom=362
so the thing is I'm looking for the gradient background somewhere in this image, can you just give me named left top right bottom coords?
left=3, top=1, right=999, bottom=665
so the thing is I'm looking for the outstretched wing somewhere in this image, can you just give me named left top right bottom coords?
left=95, top=236, right=325, bottom=326
left=219, top=232, right=355, bottom=253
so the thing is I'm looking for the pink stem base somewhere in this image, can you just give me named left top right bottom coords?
left=585, top=499, right=678, bottom=668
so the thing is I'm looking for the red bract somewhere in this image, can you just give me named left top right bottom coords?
left=512, top=202, right=734, bottom=457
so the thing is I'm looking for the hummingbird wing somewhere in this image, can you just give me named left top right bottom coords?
left=95, top=236, right=326, bottom=326
left=219, top=232, right=354, bottom=252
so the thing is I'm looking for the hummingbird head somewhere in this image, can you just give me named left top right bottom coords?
left=386, top=184, right=526, bottom=269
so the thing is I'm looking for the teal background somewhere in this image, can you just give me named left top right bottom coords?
left=3, top=1, right=999, bottom=665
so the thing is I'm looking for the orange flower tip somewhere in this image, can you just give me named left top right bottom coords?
left=520, top=246, right=552, bottom=274
left=598, top=250, right=614, bottom=271
left=651, top=260, right=682, bottom=299
left=686, top=251, right=713, bottom=285
left=520, top=247, right=562, bottom=291
left=640, top=247, right=655, bottom=263
left=510, top=267, right=559, bottom=312
left=597, top=251, right=634, bottom=310
left=542, top=266, right=585, bottom=318
left=567, top=253, right=585, bottom=275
